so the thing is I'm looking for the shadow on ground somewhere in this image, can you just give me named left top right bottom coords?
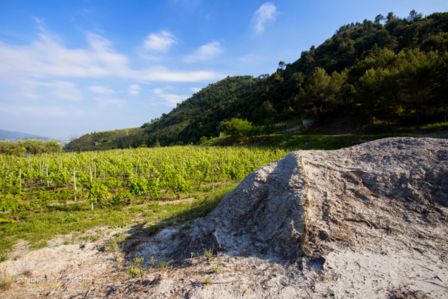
left=119, top=154, right=304, bottom=269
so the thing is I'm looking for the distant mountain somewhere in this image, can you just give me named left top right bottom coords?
left=0, top=129, right=48, bottom=140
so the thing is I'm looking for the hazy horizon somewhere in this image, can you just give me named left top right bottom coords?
left=1, top=0, right=447, bottom=140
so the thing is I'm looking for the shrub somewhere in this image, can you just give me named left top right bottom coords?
left=128, top=256, right=145, bottom=278
left=219, top=118, right=254, bottom=137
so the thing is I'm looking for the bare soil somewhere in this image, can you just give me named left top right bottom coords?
left=1, top=137, right=447, bottom=298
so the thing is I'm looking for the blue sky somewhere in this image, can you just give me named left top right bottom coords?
left=0, top=0, right=447, bottom=140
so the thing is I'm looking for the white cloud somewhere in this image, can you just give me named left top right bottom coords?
left=0, top=27, right=220, bottom=82
left=139, top=68, right=221, bottom=82
left=129, top=84, right=141, bottom=96
left=1, top=78, right=83, bottom=102
left=89, top=85, right=115, bottom=95
left=95, top=98, right=126, bottom=108
left=10, top=79, right=40, bottom=100
left=253, top=2, right=277, bottom=34
left=183, top=41, right=222, bottom=63
left=143, top=31, right=176, bottom=52
left=0, top=30, right=128, bottom=78
left=153, top=88, right=186, bottom=107
left=40, top=81, right=83, bottom=101
left=0, top=104, right=84, bottom=117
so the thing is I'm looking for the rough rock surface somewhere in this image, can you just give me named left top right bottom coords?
left=137, top=137, right=448, bottom=262
left=1, top=137, right=448, bottom=298
left=129, top=137, right=448, bottom=297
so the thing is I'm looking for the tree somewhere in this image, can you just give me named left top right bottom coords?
left=219, top=118, right=254, bottom=137
left=397, top=49, right=439, bottom=125
left=375, top=14, right=385, bottom=24
left=386, top=12, right=396, bottom=24
left=303, top=68, right=345, bottom=117
left=408, top=10, right=422, bottom=22
left=278, top=61, right=286, bottom=71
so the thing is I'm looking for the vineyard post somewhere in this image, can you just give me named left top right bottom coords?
left=73, top=167, right=77, bottom=201
left=94, top=163, right=97, bottom=179
left=45, top=164, right=49, bottom=187
left=211, top=160, right=215, bottom=192
left=89, top=164, right=93, bottom=186
left=181, top=160, right=184, bottom=178
left=19, top=168, right=22, bottom=193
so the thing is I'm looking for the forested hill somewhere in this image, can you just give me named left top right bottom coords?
left=66, top=11, right=448, bottom=150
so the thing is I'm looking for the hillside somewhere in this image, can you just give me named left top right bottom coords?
left=0, top=129, right=47, bottom=141
left=65, top=128, right=144, bottom=151
left=67, top=11, right=448, bottom=150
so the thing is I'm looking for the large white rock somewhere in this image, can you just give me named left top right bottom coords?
left=168, top=137, right=448, bottom=266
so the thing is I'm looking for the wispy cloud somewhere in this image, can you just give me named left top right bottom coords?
left=40, top=81, right=83, bottom=101
left=153, top=88, right=186, bottom=107
left=143, top=31, right=176, bottom=52
left=129, top=84, right=141, bottom=96
left=0, top=26, right=221, bottom=82
left=252, top=2, right=277, bottom=35
left=183, top=41, right=222, bottom=63
left=0, top=30, right=128, bottom=78
left=0, top=104, right=84, bottom=117
left=140, top=68, right=221, bottom=81
left=95, top=97, right=126, bottom=108
left=89, top=85, right=115, bottom=95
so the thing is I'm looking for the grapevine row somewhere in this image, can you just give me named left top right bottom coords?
left=0, top=146, right=287, bottom=212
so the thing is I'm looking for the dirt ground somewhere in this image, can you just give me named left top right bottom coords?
left=1, top=138, right=448, bottom=298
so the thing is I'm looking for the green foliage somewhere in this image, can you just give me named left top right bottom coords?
left=110, top=190, right=133, bottom=206
left=0, top=182, right=237, bottom=260
left=128, top=256, right=145, bottom=278
left=63, top=11, right=448, bottom=149
left=0, top=146, right=287, bottom=213
left=219, top=118, right=254, bottom=137
left=203, top=248, right=214, bottom=262
left=0, top=140, right=61, bottom=156
left=65, top=128, right=144, bottom=151
left=87, top=182, right=111, bottom=208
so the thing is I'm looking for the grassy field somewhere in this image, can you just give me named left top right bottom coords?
left=1, top=145, right=288, bottom=258
left=0, top=184, right=236, bottom=261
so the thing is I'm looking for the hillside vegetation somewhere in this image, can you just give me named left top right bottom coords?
left=66, top=128, right=144, bottom=152
left=66, top=11, right=448, bottom=150
left=0, top=140, right=61, bottom=155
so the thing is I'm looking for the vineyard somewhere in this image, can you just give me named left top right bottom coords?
left=0, top=146, right=287, bottom=213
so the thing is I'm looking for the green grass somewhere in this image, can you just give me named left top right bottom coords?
left=0, top=183, right=236, bottom=258
left=206, top=120, right=448, bottom=150
left=206, top=133, right=388, bottom=150
left=415, top=122, right=448, bottom=132
left=128, top=256, right=145, bottom=278
left=140, top=184, right=236, bottom=235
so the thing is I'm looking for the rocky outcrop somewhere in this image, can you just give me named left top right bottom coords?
left=164, top=137, right=447, bottom=264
